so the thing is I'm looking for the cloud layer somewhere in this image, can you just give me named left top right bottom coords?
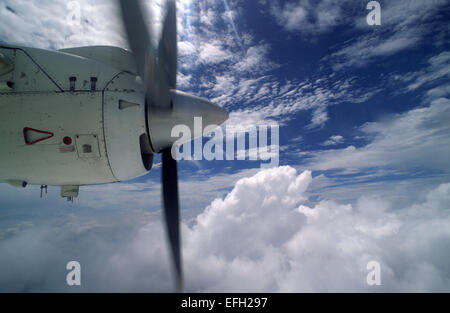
left=1, top=166, right=449, bottom=292
left=184, top=166, right=450, bottom=292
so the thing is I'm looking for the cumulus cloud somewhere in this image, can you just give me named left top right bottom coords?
left=1, top=166, right=450, bottom=292
left=183, top=166, right=450, bottom=292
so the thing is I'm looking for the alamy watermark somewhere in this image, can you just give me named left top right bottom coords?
left=171, top=117, right=279, bottom=168
left=66, top=1, right=384, bottom=28
left=64, top=259, right=381, bottom=287
left=66, top=261, right=81, bottom=286
left=366, top=261, right=381, bottom=286
left=366, top=1, right=381, bottom=26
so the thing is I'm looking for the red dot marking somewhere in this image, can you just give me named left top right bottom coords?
left=63, top=136, right=72, bottom=145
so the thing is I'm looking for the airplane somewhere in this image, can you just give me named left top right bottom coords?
left=0, top=0, right=228, bottom=291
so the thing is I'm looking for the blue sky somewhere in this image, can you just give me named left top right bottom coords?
left=0, top=0, right=450, bottom=292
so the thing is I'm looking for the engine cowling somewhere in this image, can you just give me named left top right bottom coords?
left=103, top=72, right=152, bottom=182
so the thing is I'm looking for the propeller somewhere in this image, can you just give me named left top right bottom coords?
left=161, top=147, right=182, bottom=291
left=119, top=0, right=228, bottom=292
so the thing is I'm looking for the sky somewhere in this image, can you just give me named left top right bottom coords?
left=0, top=0, right=450, bottom=292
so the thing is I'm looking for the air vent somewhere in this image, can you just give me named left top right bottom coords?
left=119, top=100, right=139, bottom=110
left=90, top=77, right=97, bottom=91
left=69, top=76, right=76, bottom=91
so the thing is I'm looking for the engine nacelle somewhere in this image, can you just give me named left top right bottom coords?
left=103, top=72, right=153, bottom=181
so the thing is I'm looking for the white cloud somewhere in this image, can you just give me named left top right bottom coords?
left=176, top=71, right=192, bottom=89
left=233, top=44, right=276, bottom=74
left=304, top=97, right=450, bottom=172
left=198, top=41, right=234, bottom=64
left=321, top=135, right=344, bottom=146
left=324, top=0, right=448, bottom=69
left=388, top=51, right=450, bottom=100
left=0, top=0, right=127, bottom=49
left=330, top=31, right=420, bottom=69
left=178, top=40, right=196, bottom=56
left=308, top=107, right=329, bottom=129
left=208, top=72, right=379, bottom=131
left=270, top=0, right=343, bottom=35
left=407, top=51, right=450, bottom=91
left=199, top=7, right=216, bottom=27
left=265, top=76, right=376, bottom=127
left=211, top=74, right=237, bottom=95
left=185, top=166, right=450, bottom=292
left=1, top=166, right=450, bottom=291
left=426, top=83, right=450, bottom=99
left=271, top=2, right=307, bottom=32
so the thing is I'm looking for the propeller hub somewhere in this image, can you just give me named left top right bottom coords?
left=147, top=89, right=228, bottom=152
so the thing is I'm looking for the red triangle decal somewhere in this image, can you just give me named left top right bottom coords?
left=23, top=127, right=54, bottom=145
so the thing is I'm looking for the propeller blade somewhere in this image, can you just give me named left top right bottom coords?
left=119, top=0, right=177, bottom=109
left=161, top=147, right=183, bottom=292
left=158, top=0, right=177, bottom=89
left=118, top=0, right=155, bottom=83
left=150, top=0, right=178, bottom=108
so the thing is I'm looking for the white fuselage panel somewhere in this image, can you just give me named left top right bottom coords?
left=0, top=91, right=115, bottom=185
